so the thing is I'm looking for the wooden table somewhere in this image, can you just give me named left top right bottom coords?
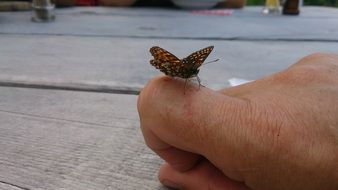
left=0, top=6, right=338, bottom=190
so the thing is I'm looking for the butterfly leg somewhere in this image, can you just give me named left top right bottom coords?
left=197, top=75, right=201, bottom=89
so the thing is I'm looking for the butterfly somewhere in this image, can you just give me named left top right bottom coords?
left=149, top=46, right=218, bottom=88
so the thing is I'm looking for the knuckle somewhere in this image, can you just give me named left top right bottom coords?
left=303, top=52, right=328, bottom=60
left=275, top=52, right=338, bottom=85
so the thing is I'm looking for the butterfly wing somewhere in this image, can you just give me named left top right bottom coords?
left=182, top=46, right=214, bottom=69
left=150, top=46, right=180, bottom=62
left=150, top=46, right=185, bottom=77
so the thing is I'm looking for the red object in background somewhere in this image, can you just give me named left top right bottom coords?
left=76, top=0, right=98, bottom=6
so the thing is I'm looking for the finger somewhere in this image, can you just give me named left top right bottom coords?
left=141, top=125, right=201, bottom=171
left=220, top=53, right=338, bottom=96
left=158, top=160, right=250, bottom=190
left=138, top=76, right=249, bottom=180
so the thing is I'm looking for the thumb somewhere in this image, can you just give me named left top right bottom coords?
left=138, top=76, right=250, bottom=180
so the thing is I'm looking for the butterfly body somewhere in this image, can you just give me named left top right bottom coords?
left=149, top=46, right=214, bottom=80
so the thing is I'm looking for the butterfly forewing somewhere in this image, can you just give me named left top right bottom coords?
left=150, top=46, right=187, bottom=77
left=182, top=46, right=214, bottom=69
left=150, top=46, right=181, bottom=64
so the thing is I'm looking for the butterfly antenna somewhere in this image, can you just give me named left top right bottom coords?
left=203, top=59, right=220, bottom=65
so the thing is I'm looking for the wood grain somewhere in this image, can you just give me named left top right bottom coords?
left=1, top=35, right=337, bottom=91
left=0, top=87, right=167, bottom=190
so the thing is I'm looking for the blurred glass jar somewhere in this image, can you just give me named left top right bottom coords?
left=262, top=0, right=280, bottom=14
left=31, top=0, right=55, bottom=22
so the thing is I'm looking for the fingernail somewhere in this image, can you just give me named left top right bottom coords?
left=161, top=179, right=181, bottom=189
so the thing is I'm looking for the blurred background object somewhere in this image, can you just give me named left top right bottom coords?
left=76, top=0, right=97, bottom=6
left=31, top=0, right=55, bottom=22
left=0, top=1, right=31, bottom=11
left=217, top=0, right=246, bottom=8
left=262, top=0, right=280, bottom=14
left=134, top=0, right=174, bottom=6
left=56, top=0, right=76, bottom=7
left=98, top=0, right=137, bottom=6
left=283, top=0, right=300, bottom=14
left=246, top=0, right=337, bottom=7
left=171, top=0, right=222, bottom=9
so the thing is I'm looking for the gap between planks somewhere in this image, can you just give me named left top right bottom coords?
left=0, top=81, right=140, bottom=95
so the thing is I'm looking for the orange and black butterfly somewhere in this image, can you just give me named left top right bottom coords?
left=149, top=46, right=217, bottom=87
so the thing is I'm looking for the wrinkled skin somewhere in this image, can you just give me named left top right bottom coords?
left=138, top=53, right=338, bottom=190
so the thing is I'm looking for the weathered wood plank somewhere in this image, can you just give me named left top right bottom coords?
left=0, top=87, right=167, bottom=190
left=1, top=35, right=338, bottom=91
left=0, top=7, right=338, bottom=41
left=0, top=182, right=27, bottom=190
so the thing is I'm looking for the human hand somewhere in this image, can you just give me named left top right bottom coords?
left=138, top=53, right=338, bottom=190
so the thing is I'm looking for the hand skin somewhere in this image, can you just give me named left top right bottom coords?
left=137, top=53, right=338, bottom=190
